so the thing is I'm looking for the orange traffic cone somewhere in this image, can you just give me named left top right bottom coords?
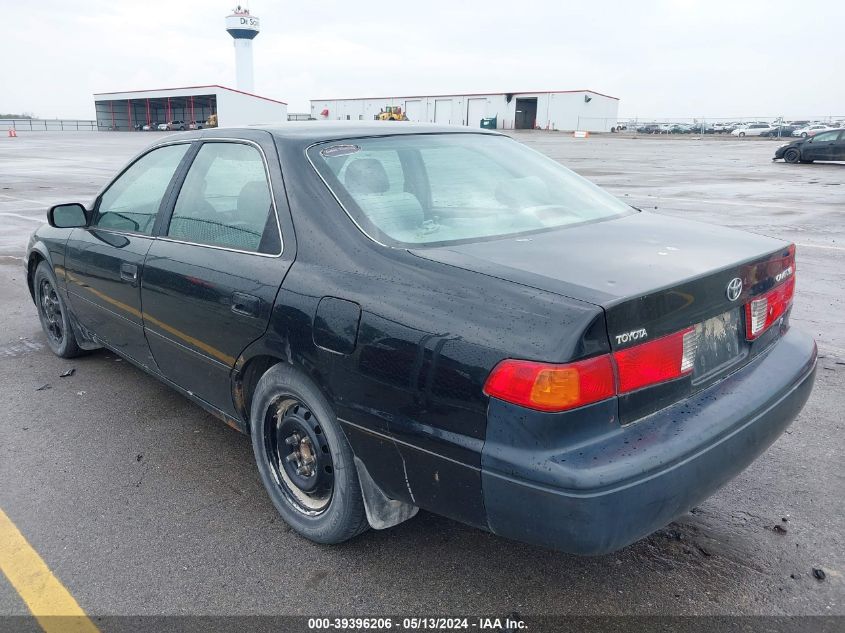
left=7, top=128, right=17, bottom=137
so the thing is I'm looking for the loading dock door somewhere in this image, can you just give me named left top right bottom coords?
left=515, top=98, right=538, bottom=129
left=466, top=98, right=486, bottom=128
left=434, top=99, right=452, bottom=125
left=404, top=100, right=422, bottom=122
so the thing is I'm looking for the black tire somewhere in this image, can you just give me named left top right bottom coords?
left=738, top=131, right=746, bottom=137
left=34, top=261, right=82, bottom=358
left=250, top=363, right=368, bottom=544
left=801, top=132, right=808, bottom=138
left=784, top=148, right=801, bottom=164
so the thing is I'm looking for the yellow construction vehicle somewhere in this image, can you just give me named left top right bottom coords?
left=375, top=106, right=408, bottom=121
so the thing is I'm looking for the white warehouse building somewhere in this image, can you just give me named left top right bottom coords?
left=310, top=89, right=620, bottom=131
left=93, top=85, right=287, bottom=131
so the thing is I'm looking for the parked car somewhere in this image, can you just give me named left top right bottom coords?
left=636, top=123, right=660, bottom=134
left=731, top=124, right=774, bottom=137
left=165, top=120, right=186, bottom=131
left=774, top=128, right=845, bottom=163
left=792, top=124, right=833, bottom=138
left=713, top=123, right=731, bottom=133
left=670, top=124, right=695, bottom=134
left=688, top=123, right=715, bottom=134
left=141, top=123, right=158, bottom=131
left=188, top=121, right=204, bottom=130
left=760, top=125, right=798, bottom=138
left=25, top=123, right=816, bottom=555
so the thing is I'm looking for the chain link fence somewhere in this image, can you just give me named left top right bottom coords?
left=1, top=118, right=98, bottom=131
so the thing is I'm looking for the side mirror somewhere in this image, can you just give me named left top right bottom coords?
left=48, top=203, right=88, bottom=228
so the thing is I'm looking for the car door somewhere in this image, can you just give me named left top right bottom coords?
left=804, top=130, right=839, bottom=161
left=64, top=141, right=192, bottom=367
left=834, top=131, right=845, bottom=160
left=140, top=133, right=294, bottom=416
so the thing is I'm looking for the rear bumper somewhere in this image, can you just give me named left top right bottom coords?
left=481, top=328, right=817, bottom=555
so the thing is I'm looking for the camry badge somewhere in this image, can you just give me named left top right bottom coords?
left=726, top=277, right=743, bottom=302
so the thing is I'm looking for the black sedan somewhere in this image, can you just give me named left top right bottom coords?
left=774, top=128, right=845, bottom=163
left=25, top=123, right=816, bottom=554
left=760, top=125, right=798, bottom=138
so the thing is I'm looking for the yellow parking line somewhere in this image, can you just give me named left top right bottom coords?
left=0, top=507, right=100, bottom=633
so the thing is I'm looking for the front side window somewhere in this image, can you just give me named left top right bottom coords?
left=812, top=131, right=838, bottom=142
left=95, top=143, right=189, bottom=234
left=167, top=142, right=279, bottom=254
left=309, top=134, right=635, bottom=246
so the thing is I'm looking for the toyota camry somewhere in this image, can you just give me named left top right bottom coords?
left=25, top=123, right=816, bottom=554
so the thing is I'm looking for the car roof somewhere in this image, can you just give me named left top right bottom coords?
left=260, top=121, right=503, bottom=143
left=155, top=122, right=506, bottom=146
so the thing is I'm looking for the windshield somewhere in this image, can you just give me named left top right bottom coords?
left=308, top=133, right=635, bottom=247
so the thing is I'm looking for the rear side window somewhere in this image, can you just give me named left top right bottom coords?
left=95, top=143, right=189, bottom=235
left=167, top=142, right=280, bottom=254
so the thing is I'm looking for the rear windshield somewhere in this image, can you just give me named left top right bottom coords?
left=307, top=133, right=635, bottom=247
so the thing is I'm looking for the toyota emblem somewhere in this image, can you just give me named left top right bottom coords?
left=726, top=277, right=743, bottom=301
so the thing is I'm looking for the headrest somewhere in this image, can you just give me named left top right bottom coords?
left=237, top=181, right=271, bottom=218
left=344, top=159, right=389, bottom=195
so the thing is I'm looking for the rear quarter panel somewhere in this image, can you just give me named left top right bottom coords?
left=248, top=135, right=611, bottom=527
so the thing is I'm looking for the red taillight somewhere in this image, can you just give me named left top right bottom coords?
left=745, top=245, right=796, bottom=340
left=484, top=328, right=700, bottom=412
left=746, top=275, right=795, bottom=339
left=483, top=356, right=615, bottom=412
left=613, top=327, right=698, bottom=393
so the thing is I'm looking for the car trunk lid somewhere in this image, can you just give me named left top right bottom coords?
left=412, top=212, right=795, bottom=422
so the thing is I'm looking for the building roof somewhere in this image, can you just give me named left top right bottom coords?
left=312, top=89, right=620, bottom=102
left=94, top=85, right=287, bottom=105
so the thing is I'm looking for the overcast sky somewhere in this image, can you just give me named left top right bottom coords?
left=3, top=0, right=844, bottom=120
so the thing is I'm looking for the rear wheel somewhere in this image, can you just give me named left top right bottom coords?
left=250, top=364, right=368, bottom=544
left=784, top=148, right=801, bottom=164
left=34, top=261, right=82, bottom=358
left=738, top=132, right=746, bottom=137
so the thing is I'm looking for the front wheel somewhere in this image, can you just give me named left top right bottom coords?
left=250, top=364, right=369, bottom=544
left=801, top=132, right=808, bottom=138
left=34, top=261, right=82, bottom=358
left=738, top=132, right=746, bottom=137
left=784, top=148, right=801, bottom=164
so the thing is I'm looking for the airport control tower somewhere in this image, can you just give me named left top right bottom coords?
left=225, top=5, right=260, bottom=93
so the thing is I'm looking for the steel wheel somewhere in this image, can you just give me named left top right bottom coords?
left=38, top=278, right=64, bottom=346
left=264, top=397, right=334, bottom=516
left=784, top=148, right=801, bottom=164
